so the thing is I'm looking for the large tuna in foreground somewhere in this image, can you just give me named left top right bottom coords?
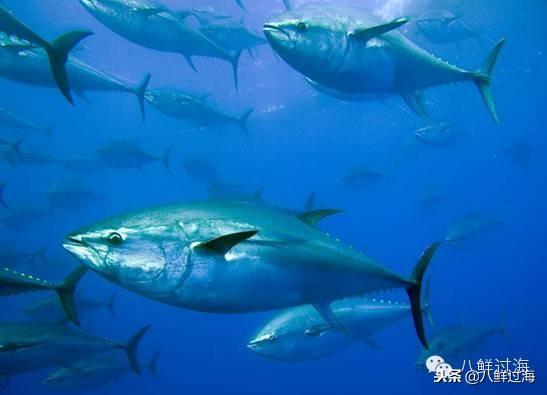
left=64, top=199, right=441, bottom=348
left=263, top=6, right=505, bottom=122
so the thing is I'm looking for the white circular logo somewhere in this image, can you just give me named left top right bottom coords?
left=426, top=355, right=445, bottom=373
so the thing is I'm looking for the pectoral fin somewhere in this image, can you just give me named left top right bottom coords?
left=298, top=209, right=344, bottom=226
left=446, top=15, right=464, bottom=24
left=401, top=91, right=428, bottom=117
left=304, top=324, right=332, bottom=337
left=0, top=341, right=48, bottom=352
left=349, top=17, right=409, bottom=42
left=313, top=303, right=348, bottom=334
left=195, top=230, right=258, bottom=255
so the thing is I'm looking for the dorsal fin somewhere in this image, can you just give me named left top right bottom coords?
left=298, top=209, right=344, bottom=226
left=305, top=192, right=316, bottom=211
left=195, top=230, right=258, bottom=255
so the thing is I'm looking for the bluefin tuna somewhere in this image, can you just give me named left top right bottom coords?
left=178, top=7, right=232, bottom=25
left=445, top=213, right=504, bottom=248
left=414, top=122, right=469, bottom=148
left=97, top=139, right=172, bottom=173
left=415, top=10, right=481, bottom=45
left=419, top=190, right=447, bottom=210
left=62, top=155, right=108, bottom=174
left=0, top=139, right=61, bottom=167
left=0, top=206, right=50, bottom=230
left=0, top=266, right=87, bottom=325
left=0, top=35, right=150, bottom=120
left=199, top=19, right=267, bottom=58
left=24, top=292, right=117, bottom=322
left=263, top=6, right=505, bottom=122
left=63, top=199, right=442, bottom=347
left=0, top=4, right=93, bottom=103
left=341, top=167, right=384, bottom=190
left=144, top=88, right=253, bottom=134
left=0, top=322, right=149, bottom=376
left=78, top=0, right=241, bottom=89
left=499, top=138, right=534, bottom=168
left=43, top=351, right=159, bottom=389
left=0, top=243, right=48, bottom=268
left=248, top=293, right=433, bottom=361
left=0, top=107, right=54, bottom=138
left=47, top=181, right=103, bottom=211
left=416, top=320, right=507, bottom=367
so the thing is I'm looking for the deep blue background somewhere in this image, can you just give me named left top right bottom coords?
left=0, top=0, right=546, bottom=393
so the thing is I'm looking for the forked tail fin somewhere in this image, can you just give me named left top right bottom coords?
left=239, top=109, right=253, bottom=135
left=107, top=292, right=117, bottom=318
left=235, top=0, right=246, bottom=11
left=231, top=50, right=243, bottom=92
left=148, top=350, right=161, bottom=379
left=473, top=38, right=506, bottom=124
left=0, top=181, right=8, bottom=210
left=54, top=266, right=88, bottom=326
left=405, top=242, right=442, bottom=349
left=133, top=73, right=151, bottom=123
left=162, top=146, right=173, bottom=175
left=45, top=30, right=94, bottom=104
left=421, top=276, right=435, bottom=329
left=124, top=325, right=151, bottom=374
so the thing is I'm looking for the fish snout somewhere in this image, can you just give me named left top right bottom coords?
left=246, top=338, right=262, bottom=351
left=62, top=232, right=99, bottom=267
left=64, top=233, right=87, bottom=246
left=263, top=23, right=290, bottom=43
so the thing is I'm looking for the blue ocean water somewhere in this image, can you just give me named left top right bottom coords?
left=0, top=0, right=546, bottom=394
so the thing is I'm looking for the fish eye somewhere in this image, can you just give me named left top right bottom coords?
left=107, top=232, right=124, bottom=245
left=267, top=334, right=277, bottom=342
left=296, top=22, right=308, bottom=32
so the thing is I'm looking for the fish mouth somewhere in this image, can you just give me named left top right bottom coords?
left=245, top=339, right=262, bottom=352
left=263, top=24, right=291, bottom=43
left=263, top=23, right=280, bottom=32
left=62, top=235, right=97, bottom=266
left=64, top=236, right=87, bottom=247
